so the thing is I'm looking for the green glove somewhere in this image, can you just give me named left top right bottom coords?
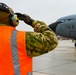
left=15, top=13, right=34, bottom=25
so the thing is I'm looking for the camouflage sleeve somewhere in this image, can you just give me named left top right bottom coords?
left=26, top=20, right=58, bottom=57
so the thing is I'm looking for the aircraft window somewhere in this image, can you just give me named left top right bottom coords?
left=65, top=20, right=68, bottom=22
left=61, top=19, right=65, bottom=22
left=61, top=19, right=73, bottom=23
left=61, top=19, right=69, bottom=22
left=59, top=19, right=74, bottom=23
left=68, top=19, right=72, bottom=21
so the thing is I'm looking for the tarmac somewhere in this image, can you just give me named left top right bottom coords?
left=33, top=40, right=76, bottom=75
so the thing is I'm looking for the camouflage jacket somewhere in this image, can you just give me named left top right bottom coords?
left=0, top=20, right=58, bottom=57
left=26, top=20, right=58, bottom=57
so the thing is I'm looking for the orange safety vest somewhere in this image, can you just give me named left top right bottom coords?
left=0, top=26, right=32, bottom=75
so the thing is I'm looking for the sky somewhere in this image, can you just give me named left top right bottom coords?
left=0, top=0, right=76, bottom=31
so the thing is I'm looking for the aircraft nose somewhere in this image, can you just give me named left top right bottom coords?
left=48, top=21, right=61, bottom=32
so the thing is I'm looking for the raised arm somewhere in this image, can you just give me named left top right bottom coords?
left=26, top=20, right=58, bottom=57
left=16, top=13, right=58, bottom=57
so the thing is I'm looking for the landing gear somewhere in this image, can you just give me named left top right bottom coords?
left=74, top=43, right=76, bottom=47
left=72, top=39, right=76, bottom=47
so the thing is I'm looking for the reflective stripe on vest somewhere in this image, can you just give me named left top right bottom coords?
left=11, top=30, right=32, bottom=75
left=11, top=30, right=20, bottom=75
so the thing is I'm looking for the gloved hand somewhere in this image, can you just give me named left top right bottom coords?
left=15, top=13, right=34, bottom=25
left=15, top=13, right=47, bottom=27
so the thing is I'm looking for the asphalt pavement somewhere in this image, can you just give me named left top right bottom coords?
left=33, top=40, right=76, bottom=75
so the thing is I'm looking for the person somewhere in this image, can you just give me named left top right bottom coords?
left=0, top=2, right=58, bottom=75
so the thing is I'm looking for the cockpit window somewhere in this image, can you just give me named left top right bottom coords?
left=60, top=19, right=73, bottom=23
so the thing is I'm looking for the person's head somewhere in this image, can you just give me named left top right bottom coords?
left=0, top=3, right=19, bottom=27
